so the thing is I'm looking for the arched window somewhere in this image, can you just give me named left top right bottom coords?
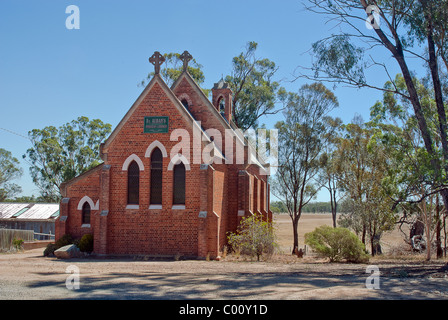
left=173, top=163, right=186, bottom=205
left=82, top=202, right=91, bottom=225
left=127, top=160, right=140, bottom=205
left=150, top=148, right=163, bottom=205
left=181, top=99, right=189, bottom=110
left=218, top=97, right=225, bottom=115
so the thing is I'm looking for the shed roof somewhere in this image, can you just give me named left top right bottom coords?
left=0, top=203, right=59, bottom=220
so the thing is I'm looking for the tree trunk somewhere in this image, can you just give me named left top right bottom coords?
left=361, top=224, right=366, bottom=247
left=370, top=233, right=382, bottom=256
left=330, top=189, right=337, bottom=228
left=436, top=199, right=443, bottom=259
left=444, top=212, right=447, bottom=258
left=292, top=216, right=299, bottom=255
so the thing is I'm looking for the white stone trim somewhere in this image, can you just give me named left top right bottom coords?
left=122, top=154, right=145, bottom=171
left=149, top=204, right=162, bottom=209
left=77, top=196, right=99, bottom=211
left=167, top=154, right=191, bottom=171
left=126, top=204, right=139, bottom=210
left=172, top=205, right=186, bottom=210
left=145, top=140, right=168, bottom=158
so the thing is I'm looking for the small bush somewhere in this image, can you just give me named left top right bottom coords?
left=44, top=234, right=74, bottom=257
left=78, top=234, right=93, bottom=253
left=12, top=238, right=24, bottom=251
left=305, top=225, right=369, bottom=263
left=227, top=215, right=277, bottom=261
left=43, top=243, right=57, bottom=257
left=55, top=234, right=74, bottom=249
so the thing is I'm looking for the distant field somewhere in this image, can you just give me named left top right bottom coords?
left=273, top=213, right=408, bottom=254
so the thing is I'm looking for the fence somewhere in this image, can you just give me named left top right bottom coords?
left=0, top=229, right=34, bottom=252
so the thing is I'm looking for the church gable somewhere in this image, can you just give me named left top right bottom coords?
left=172, top=72, right=230, bottom=135
left=101, top=72, right=224, bottom=172
left=102, top=75, right=193, bottom=157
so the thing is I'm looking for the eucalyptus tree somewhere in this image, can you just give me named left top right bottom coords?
left=302, top=0, right=448, bottom=209
left=335, top=117, right=397, bottom=255
left=225, top=41, right=285, bottom=130
left=272, top=82, right=339, bottom=254
left=0, top=148, right=23, bottom=201
left=24, top=116, right=111, bottom=201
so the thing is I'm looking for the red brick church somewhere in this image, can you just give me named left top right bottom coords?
left=55, top=51, right=272, bottom=259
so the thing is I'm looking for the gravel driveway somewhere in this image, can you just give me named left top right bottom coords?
left=1, top=248, right=447, bottom=300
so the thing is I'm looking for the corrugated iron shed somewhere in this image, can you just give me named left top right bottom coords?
left=0, top=203, right=29, bottom=219
left=0, top=203, right=59, bottom=220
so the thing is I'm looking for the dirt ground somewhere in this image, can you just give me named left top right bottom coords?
left=0, top=214, right=447, bottom=300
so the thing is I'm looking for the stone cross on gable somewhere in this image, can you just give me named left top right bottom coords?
left=149, top=51, right=165, bottom=75
left=179, top=50, right=193, bottom=71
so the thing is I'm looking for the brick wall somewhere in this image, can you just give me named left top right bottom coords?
left=58, top=72, right=271, bottom=258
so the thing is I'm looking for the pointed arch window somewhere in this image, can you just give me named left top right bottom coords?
left=181, top=99, right=189, bottom=110
left=150, top=148, right=163, bottom=205
left=218, top=97, right=225, bottom=115
left=173, top=163, right=186, bottom=205
left=127, top=160, right=140, bottom=205
left=82, top=202, right=91, bottom=225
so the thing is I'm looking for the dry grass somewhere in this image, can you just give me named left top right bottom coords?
left=273, top=213, right=423, bottom=257
left=273, top=213, right=335, bottom=253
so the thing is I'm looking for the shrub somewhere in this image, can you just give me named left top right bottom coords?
left=12, top=238, right=24, bottom=251
left=44, top=234, right=74, bottom=257
left=55, top=234, right=74, bottom=249
left=78, top=234, right=93, bottom=253
left=305, top=225, right=369, bottom=263
left=227, top=215, right=277, bottom=261
left=43, top=243, right=57, bottom=257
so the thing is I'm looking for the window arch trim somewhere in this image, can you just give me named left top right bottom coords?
left=122, top=154, right=145, bottom=171
left=77, top=195, right=99, bottom=211
left=167, top=154, right=191, bottom=171
left=145, top=140, right=168, bottom=158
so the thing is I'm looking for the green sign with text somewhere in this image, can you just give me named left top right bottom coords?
left=144, top=116, right=169, bottom=133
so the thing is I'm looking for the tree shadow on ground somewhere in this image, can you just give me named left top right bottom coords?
left=25, top=261, right=448, bottom=300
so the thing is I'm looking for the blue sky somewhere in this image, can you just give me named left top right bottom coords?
left=0, top=0, right=414, bottom=200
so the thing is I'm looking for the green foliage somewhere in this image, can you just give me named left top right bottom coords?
left=227, top=215, right=277, bottom=261
left=270, top=201, right=288, bottom=213
left=78, top=234, right=94, bottom=253
left=54, top=234, right=74, bottom=249
left=43, top=243, right=57, bottom=257
left=12, top=238, right=24, bottom=251
left=311, top=35, right=366, bottom=86
left=0, top=148, right=23, bottom=201
left=24, top=116, right=111, bottom=201
left=271, top=201, right=342, bottom=214
left=226, top=41, right=284, bottom=130
left=272, top=82, right=339, bottom=252
left=305, top=225, right=369, bottom=263
left=44, top=233, right=76, bottom=257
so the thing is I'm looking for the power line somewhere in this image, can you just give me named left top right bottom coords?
left=0, top=127, right=30, bottom=141
left=0, top=127, right=103, bottom=164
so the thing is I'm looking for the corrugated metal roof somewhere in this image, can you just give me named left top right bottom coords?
left=0, top=203, right=29, bottom=219
left=0, top=203, right=59, bottom=220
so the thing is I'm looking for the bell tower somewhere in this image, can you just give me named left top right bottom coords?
left=212, top=79, right=233, bottom=122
